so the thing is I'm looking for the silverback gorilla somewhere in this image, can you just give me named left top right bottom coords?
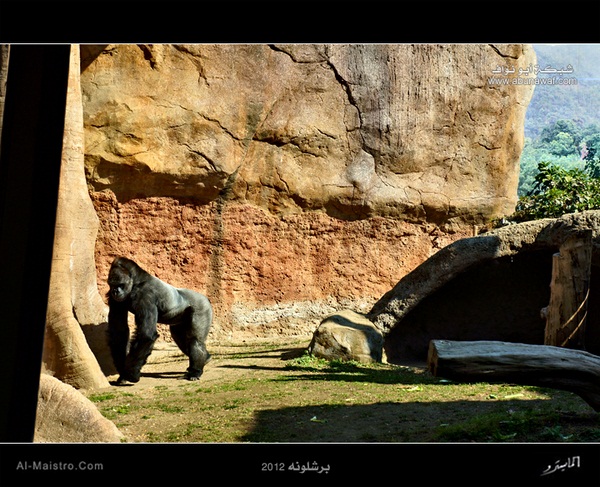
left=107, top=257, right=213, bottom=385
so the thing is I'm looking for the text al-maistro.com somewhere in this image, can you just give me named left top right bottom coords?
left=15, top=460, right=104, bottom=471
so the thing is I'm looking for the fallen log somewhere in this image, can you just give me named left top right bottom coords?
left=427, top=339, right=600, bottom=412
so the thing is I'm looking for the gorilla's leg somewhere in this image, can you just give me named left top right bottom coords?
left=119, top=328, right=158, bottom=384
left=169, top=324, right=189, bottom=355
left=186, top=339, right=210, bottom=380
left=107, top=308, right=129, bottom=376
left=170, top=320, right=210, bottom=381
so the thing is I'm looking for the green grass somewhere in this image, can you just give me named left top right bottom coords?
left=101, top=403, right=135, bottom=420
left=87, top=349, right=600, bottom=443
left=194, top=381, right=249, bottom=393
left=88, top=392, right=116, bottom=402
left=154, top=403, right=184, bottom=413
left=435, top=409, right=554, bottom=441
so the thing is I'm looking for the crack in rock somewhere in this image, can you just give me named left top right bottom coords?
left=489, top=44, right=520, bottom=60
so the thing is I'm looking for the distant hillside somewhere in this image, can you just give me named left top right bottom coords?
left=525, top=44, right=600, bottom=138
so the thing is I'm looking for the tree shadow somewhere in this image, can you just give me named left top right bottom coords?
left=216, top=355, right=600, bottom=443
left=141, top=371, right=187, bottom=380
left=219, top=359, right=434, bottom=385
left=214, top=346, right=307, bottom=361
left=241, top=398, right=600, bottom=443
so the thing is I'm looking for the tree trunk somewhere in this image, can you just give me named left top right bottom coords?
left=0, top=45, right=9, bottom=151
left=544, top=230, right=592, bottom=349
left=428, top=339, right=600, bottom=412
left=42, top=45, right=110, bottom=390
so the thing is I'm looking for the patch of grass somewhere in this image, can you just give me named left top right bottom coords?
left=194, top=381, right=248, bottom=394
left=145, top=432, right=161, bottom=442
left=154, top=403, right=184, bottom=413
left=223, top=398, right=249, bottom=410
left=285, top=352, right=331, bottom=370
left=579, top=428, right=600, bottom=441
left=101, top=403, right=135, bottom=420
left=88, top=392, right=116, bottom=402
left=435, top=409, right=564, bottom=442
left=283, top=352, right=434, bottom=385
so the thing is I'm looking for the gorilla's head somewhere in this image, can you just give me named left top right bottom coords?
left=108, top=262, right=134, bottom=302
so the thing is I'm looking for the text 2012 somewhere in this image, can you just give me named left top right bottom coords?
left=261, top=463, right=286, bottom=472
left=261, top=461, right=331, bottom=474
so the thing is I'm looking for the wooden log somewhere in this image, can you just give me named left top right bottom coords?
left=428, top=339, right=600, bottom=412
left=544, top=230, right=592, bottom=349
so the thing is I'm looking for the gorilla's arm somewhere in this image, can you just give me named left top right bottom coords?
left=107, top=300, right=129, bottom=376
left=121, top=297, right=160, bottom=383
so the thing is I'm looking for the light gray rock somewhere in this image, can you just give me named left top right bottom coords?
left=308, top=309, right=384, bottom=363
left=34, top=374, right=124, bottom=443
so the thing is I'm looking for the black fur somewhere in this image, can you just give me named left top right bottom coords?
left=107, top=256, right=213, bottom=385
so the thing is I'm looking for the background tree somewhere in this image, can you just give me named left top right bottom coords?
left=583, top=132, right=600, bottom=178
left=518, top=120, right=586, bottom=196
left=513, top=161, right=600, bottom=222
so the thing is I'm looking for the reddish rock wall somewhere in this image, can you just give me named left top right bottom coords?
left=92, top=191, right=471, bottom=341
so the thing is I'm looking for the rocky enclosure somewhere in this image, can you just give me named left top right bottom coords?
left=81, top=44, right=535, bottom=341
left=92, top=192, right=469, bottom=340
left=371, top=211, right=600, bottom=362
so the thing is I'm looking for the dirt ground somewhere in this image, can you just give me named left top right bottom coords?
left=86, top=338, right=600, bottom=444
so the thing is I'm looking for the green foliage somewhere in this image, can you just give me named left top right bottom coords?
left=583, top=131, right=600, bottom=177
left=518, top=44, right=600, bottom=214
left=518, top=136, right=584, bottom=196
left=539, top=119, right=582, bottom=156
left=518, top=119, right=596, bottom=196
left=515, top=117, right=600, bottom=222
left=88, top=392, right=116, bottom=402
left=513, top=161, right=600, bottom=221
left=435, top=409, right=563, bottom=442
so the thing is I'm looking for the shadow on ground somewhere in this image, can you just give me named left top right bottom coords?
left=241, top=399, right=600, bottom=443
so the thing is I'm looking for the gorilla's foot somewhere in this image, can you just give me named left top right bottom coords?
left=115, top=374, right=139, bottom=386
left=185, top=368, right=203, bottom=381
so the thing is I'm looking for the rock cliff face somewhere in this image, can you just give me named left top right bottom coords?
left=83, top=44, right=534, bottom=224
left=81, top=44, right=535, bottom=341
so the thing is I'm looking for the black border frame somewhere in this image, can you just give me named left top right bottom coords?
left=1, top=1, right=599, bottom=485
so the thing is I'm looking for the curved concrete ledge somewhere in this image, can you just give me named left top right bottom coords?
left=368, top=211, right=600, bottom=362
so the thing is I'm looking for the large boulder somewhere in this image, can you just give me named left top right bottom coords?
left=34, top=374, right=124, bottom=443
left=308, top=309, right=384, bottom=363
